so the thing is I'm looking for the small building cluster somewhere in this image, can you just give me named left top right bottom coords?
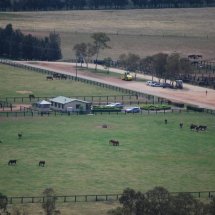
left=35, top=96, right=91, bottom=114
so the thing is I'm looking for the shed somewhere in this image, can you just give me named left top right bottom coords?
left=36, top=100, right=51, bottom=113
left=49, top=96, right=91, bottom=113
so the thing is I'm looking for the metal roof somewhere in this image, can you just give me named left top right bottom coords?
left=49, top=96, right=91, bottom=104
left=36, top=100, right=51, bottom=105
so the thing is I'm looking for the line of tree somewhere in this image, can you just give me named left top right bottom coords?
left=118, top=52, right=193, bottom=84
left=0, top=24, right=62, bottom=61
left=108, top=187, right=215, bottom=215
left=0, top=0, right=215, bottom=11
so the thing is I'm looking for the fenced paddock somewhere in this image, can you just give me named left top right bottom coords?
left=0, top=59, right=167, bottom=105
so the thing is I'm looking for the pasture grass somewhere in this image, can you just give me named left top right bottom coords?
left=0, top=112, right=214, bottom=197
left=0, top=8, right=215, bottom=59
left=0, top=64, right=123, bottom=98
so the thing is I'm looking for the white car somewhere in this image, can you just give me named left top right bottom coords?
left=124, top=107, right=141, bottom=113
left=146, top=81, right=157, bottom=86
left=105, top=103, right=124, bottom=108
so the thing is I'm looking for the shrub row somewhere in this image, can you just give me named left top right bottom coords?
left=140, top=104, right=171, bottom=110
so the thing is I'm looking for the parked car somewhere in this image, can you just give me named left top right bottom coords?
left=162, top=83, right=171, bottom=88
left=105, top=103, right=124, bottom=108
left=124, top=107, right=141, bottom=113
left=146, top=81, right=157, bottom=86
left=151, top=82, right=162, bottom=87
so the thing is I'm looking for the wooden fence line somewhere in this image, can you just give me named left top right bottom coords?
left=1, top=191, right=214, bottom=205
left=0, top=108, right=215, bottom=118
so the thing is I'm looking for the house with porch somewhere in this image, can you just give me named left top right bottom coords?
left=49, top=96, right=91, bottom=113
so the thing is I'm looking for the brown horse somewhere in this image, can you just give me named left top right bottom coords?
left=109, top=139, right=119, bottom=146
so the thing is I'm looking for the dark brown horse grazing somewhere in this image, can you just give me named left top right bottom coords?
left=109, top=139, right=119, bottom=146
left=39, top=160, right=45, bottom=167
left=8, top=160, right=17, bottom=165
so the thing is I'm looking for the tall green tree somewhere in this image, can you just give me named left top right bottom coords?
left=91, top=32, right=111, bottom=70
left=165, top=53, right=181, bottom=84
left=153, top=53, right=168, bottom=82
left=42, top=188, right=58, bottom=215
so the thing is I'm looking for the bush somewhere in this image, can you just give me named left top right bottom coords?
left=91, top=106, right=121, bottom=112
left=140, top=104, right=171, bottom=111
left=187, top=105, right=204, bottom=112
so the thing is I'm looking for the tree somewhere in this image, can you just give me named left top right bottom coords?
left=165, top=53, right=181, bottom=84
left=73, top=42, right=87, bottom=66
left=47, top=32, right=62, bottom=60
left=85, top=43, right=97, bottom=68
left=152, top=53, right=168, bottom=82
left=91, top=32, right=111, bottom=70
left=139, top=56, right=155, bottom=79
left=0, top=192, right=8, bottom=213
left=42, top=188, right=58, bottom=215
left=119, top=53, right=140, bottom=80
left=103, top=57, right=112, bottom=73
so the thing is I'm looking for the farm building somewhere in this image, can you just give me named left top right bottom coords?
left=35, top=100, right=51, bottom=113
left=49, top=96, right=91, bottom=113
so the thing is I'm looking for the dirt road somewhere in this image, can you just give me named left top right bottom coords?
left=19, top=61, right=215, bottom=110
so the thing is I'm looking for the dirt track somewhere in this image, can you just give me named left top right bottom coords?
left=20, top=61, right=215, bottom=110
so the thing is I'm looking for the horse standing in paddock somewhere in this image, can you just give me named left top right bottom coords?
left=8, top=160, right=17, bottom=165
left=18, top=132, right=22, bottom=139
left=179, top=123, right=183, bottom=128
left=198, top=125, right=207, bottom=131
left=190, top=124, right=198, bottom=130
left=29, top=94, right=35, bottom=100
left=39, top=160, right=45, bottom=167
left=164, top=119, right=168, bottom=124
left=109, top=139, right=119, bottom=146
left=46, top=76, right=53, bottom=80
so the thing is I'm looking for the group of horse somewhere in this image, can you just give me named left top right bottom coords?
left=8, top=160, right=46, bottom=167
left=165, top=119, right=207, bottom=132
left=46, top=73, right=67, bottom=80
left=190, top=124, right=207, bottom=132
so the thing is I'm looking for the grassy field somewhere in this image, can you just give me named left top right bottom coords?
left=0, top=64, right=123, bottom=98
left=0, top=8, right=215, bottom=60
left=0, top=112, right=215, bottom=197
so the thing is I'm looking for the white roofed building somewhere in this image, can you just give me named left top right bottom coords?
left=49, top=96, right=91, bottom=113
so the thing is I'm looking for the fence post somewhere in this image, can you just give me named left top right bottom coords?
left=64, top=196, right=66, bottom=202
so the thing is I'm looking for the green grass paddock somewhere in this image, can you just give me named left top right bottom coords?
left=0, top=112, right=214, bottom=196
left=0, top=64, right=123, bottom=98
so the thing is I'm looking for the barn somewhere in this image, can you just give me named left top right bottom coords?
left=49, top=96, right=91, bottom=113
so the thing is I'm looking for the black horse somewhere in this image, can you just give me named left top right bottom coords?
left=29, top=94, right=35, bottom=100
left=39, top=160, right=45, bottom=167
left=109, top=139, right=119, bottom=146
left=8, top=160, right=17, bottom=165
left=18, top=133, right=22, bottom=139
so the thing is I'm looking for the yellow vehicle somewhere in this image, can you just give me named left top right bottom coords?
left=121, top=72, right=133, bottom=81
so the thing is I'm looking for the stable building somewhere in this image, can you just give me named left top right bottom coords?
left=49, top=96, right=91, bottom=113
